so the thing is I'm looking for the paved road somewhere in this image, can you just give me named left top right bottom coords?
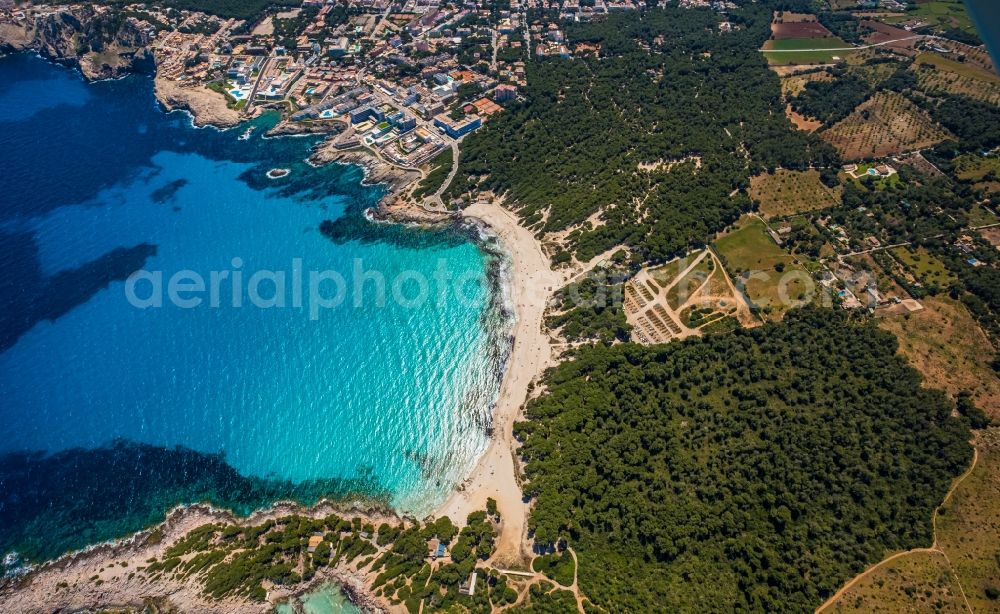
left=491, top=28, right=499, bottom=72
left=243, top=57, right=272, bottom=112
left=760, top=34, right=926, bottom=53
left=428, top=140, right=460, bottom=207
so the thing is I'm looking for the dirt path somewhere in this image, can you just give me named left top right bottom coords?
left=706, top=247, right=757, bottom=327
left=566, top=547, right=586, bottom=613
left=493, top=547, right=587, bottom=612
left=815, top=445, right=979, bottom=613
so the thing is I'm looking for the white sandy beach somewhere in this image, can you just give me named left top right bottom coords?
left=435, top=201, right=565, bottom=566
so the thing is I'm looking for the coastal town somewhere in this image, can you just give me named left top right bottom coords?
left=2, top=0, right=1000, bottom=613
left=0, top=0, right=534, bottom=203
left=0, top=0, right=738, bottom=211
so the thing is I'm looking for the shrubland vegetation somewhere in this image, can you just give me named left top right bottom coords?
left=145, top=514, right=378, bottom=602
left=448, top=5, right=836, bottom=263
left=514, top=308, right=973, bottom=611
left=825, top=550, right=967, bottom=612
left=368, top=512, right=503, bottom=612
left=412, top=148, right=454, bottom=200
left=878, top=297, right=1000, bottom=417
left=137, top=510, right=508, bottom=613
left=545, top=251, right=633, bottom=344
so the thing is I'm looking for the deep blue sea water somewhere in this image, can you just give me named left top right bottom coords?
left=0, top=54, right=510, bottom=567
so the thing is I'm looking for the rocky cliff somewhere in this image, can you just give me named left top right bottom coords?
left=0, top=6, right=154, bottom=80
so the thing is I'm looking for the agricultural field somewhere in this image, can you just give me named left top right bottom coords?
left=763, top=36, right=854, bottom=66
left=714, top=217, right=815, bottom=320
left=771, top=15, right=835, bottom=40
left=749, top=169, right=841, bottom=218
left=827, top=551, right=967, bottom=613
left=772, top=11, right=819, bottom=23
left=912, top=53, right=1000, bottom=106
left=936, top=428, right=1000, bottom=610
left=821, top=91, right=952, bottom=160
left=896, top=151, right=947, bottom=179
left=942, top=41, right=996, bottom=74
left=889, top=246, right=957, bottom=288
left=879, top=296, right=1000, bottom=417
left=879, top=0, right=977, bottom=37
left=859, top=20, right=922, bottom=55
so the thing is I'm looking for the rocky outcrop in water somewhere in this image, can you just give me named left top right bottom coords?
left=0, top=6, right=155, bottom=80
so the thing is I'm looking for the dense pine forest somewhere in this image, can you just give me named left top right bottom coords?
left=448, top=5, right=837, bottom=264
left=515, top=309, right=973, bottom=611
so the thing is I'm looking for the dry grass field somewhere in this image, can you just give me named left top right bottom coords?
left=785, top=105, right=824, bottom=132
left=936, top=428, right=1000, bottom=611
left=981, top=227, right=1000, bottom=249
left=780, top=69, right=832, bottom=96
left=827, top=551, right=967, bottom=613
left=889, top=246, right=957, bottom=288
left=878, top=296, right=1000, bottom=417
left=821, top=91, right=952, bottom=160
left=953, top=154, right=1000, bottom=182
left=749, top=169, right=841, bottom=218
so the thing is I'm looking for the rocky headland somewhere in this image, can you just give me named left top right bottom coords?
left=0, top=6, right=154, bottom=80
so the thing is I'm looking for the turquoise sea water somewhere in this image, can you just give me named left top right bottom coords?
left=0, top=54, right=510, bottom=567
left=275, top=583, right=361, bottom=614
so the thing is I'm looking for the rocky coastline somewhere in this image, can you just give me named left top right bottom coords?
left=0, top=6, right=155, bottom=80
left=0, top=499, right=404, bottom=614
left=153, top=74, right=243, bottom=129
left=266, top=117, right=346, bottom=137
